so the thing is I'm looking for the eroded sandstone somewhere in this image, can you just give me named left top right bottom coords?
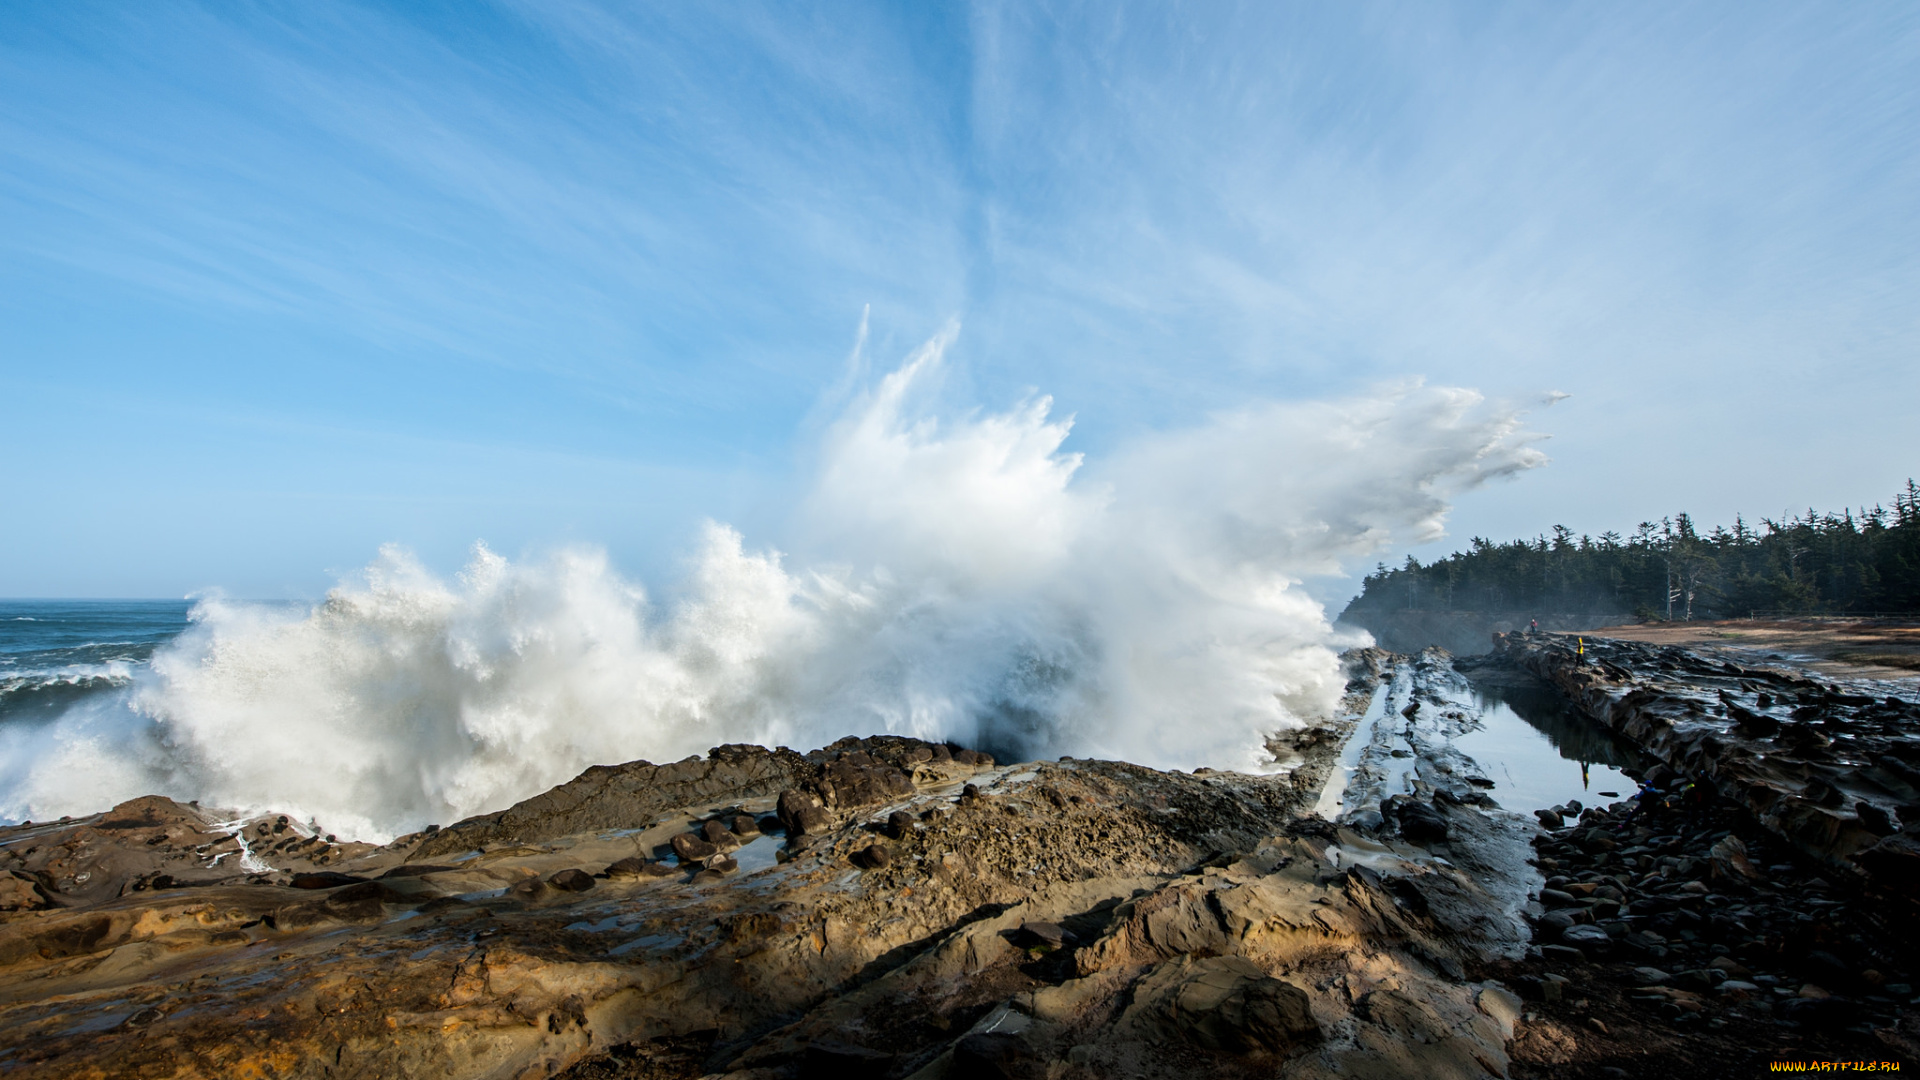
left=0, top=712, right=1546, bottom=1079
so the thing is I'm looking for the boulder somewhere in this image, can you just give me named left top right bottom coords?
left=602, top=857, right=659, bottom=880
left=1392, top=800, right=1450, bottom=844
left=851, top=843, right=892, bottom=870
left=884, top=810, right=915, bottom=840
left=1561, top=924, right=1612, bottom=953
left=730, top=814, right=760, bottom=837
left=547, top=868, right=595, bottom=892
left=671, top=833, right=719, bottom=863
left=777, top=789, right=831, bottom=837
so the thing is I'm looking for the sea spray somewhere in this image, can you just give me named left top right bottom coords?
left=0, top=334, right=1546, bottom=840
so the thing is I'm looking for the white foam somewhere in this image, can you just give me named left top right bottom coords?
left=0, top=332, right=1544, bottom=840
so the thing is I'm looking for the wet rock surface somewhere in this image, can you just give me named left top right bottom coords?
left=1495, top=632, right=1920, bottom=937
left=0, top=715, right=1548, bottom=1080
left=1479, top=632, right=1920, bottom=1075
left=7, top=639, right=1909, bottom=1078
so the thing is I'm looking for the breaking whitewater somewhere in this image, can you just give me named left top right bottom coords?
left=0, top=332, right=1548, bottom=842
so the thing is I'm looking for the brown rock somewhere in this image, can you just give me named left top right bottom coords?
left=730, top=814, right=759, bottom=837
left=547, top=868, right=596, bottom=892
left=953, top=1032, right=1040, bottom=1080
left=0, top=870, right=53, bottom=912
left=508, top=877, right=551, bottom=902
left=602, top=857, right=654, bottom=880
left=289, top=872, right=366, bottom=890
left=777, top=789, right=830, bottom=837
left=883, top=810, right=914, bottom=840
left=672, top=833, right=720, bottom=863
left=1013, top=921, right=1073, bottom=950
left=851, top=843, right=892, bottom=870
left=1170, top=956, right=1319, bottom=1054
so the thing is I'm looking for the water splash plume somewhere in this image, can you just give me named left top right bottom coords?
left=0, top=332, right=1545, bottom=840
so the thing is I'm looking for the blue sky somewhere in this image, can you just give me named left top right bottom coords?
left=2, top=1, right=1916, bottom=599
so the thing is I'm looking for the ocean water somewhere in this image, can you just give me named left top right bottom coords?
left=0, top=600, right=192, bottom=727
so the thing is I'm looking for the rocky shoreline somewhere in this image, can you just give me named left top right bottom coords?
left=0, top=638, right=1913, bottom=1078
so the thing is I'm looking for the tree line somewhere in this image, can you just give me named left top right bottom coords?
left=1341, top=480, right=1920, bottom=621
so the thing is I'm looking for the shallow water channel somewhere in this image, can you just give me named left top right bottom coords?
left=1448, top=670, right=1639, bottom=814
left=1316, top=662, right=1641, bottom=821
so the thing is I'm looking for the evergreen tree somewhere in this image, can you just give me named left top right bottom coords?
left=1342, top=480, right=1920, bottom=620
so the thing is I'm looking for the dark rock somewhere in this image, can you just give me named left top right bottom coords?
left=757, top=815, right=785, bottom=835
left=379, top=864, right=459, bottom=879
left=547, top=868, right=596, bottom=892
left=289, top=872, right=366, bottom=890
left=604, top=857, right=672, bottom=880
left=1536, top=808, right=1565, bottom=829
left=1672, top=969, right=1716, bottom=992
left=953, top=1032, right=1041, bottom=1080
left=704, top=856, right=739, bottom=875
left=777, top=789, right=831, bottom=837
left=818, top=755, right=916, bottom=809
left=1539, top=888, right=1578, bottom=907
left=325, top=880, right=410, bottom=906
left=1780, top=995, right=1856, bottom=1030
left=671, top=833, right=719, bottom=863
left=1561, top=924, right=1612, bottom=953
left=1171, top=956, right=1320, bottom=1055
left=884, top=810, right=915, bottom=840
left=1539, top=909, right=1579, bottom=934
left=415, top=743, right=814, bottom=859
left=689, top=869, right=728, bottom=886
left=1391, top=800, right=1450, bottom=844
left=730, top=814, right=760, bottom=837
left=701, top=819, right=733, bottom=846
left=802, top=1038, right=892, bottom=1079
left=1012, top=921, right=1074, bottom=950
left=851, top=843, right=892, bottom=870
left=1804, top=949, right=1855, bottom=988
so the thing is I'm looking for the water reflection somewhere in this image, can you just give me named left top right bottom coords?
left=1451, top=669, right=1641, bottom=813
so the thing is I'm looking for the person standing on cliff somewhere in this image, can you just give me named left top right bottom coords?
left=1529, top=618, right=1539, bottom=634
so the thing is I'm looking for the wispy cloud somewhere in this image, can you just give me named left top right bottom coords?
left=0, top=0, right=1915, bottom=594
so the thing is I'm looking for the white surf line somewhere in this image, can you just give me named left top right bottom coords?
left=1312, top=681, right=1389, bottom=820
left=208, top=818, right=274, bottom=874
